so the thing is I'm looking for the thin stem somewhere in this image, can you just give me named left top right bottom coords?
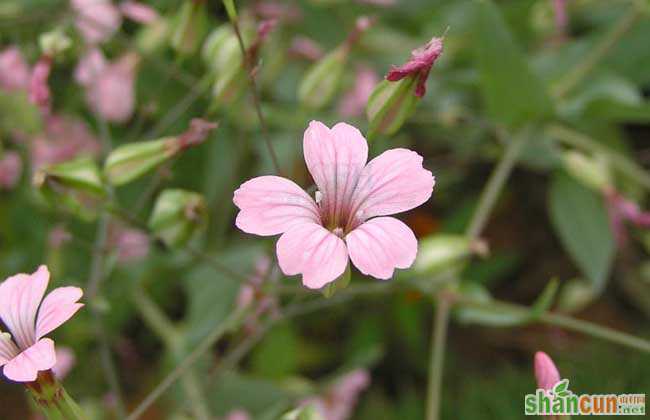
left=125, top=308, right=247, bottom=420
left=547, top=124, right=650, bottom=190
left=225, top=3, right=283, bottom=176
left=552, top=0, right=644, bottom=98
left=466, top=128, right=531, bottom=239
left=425, top=296, right=451, bottom=420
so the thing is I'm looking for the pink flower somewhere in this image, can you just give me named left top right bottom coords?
left=605, top=189, right=650, bottom=246
left=534, top=351, right=560, bottom=391
left=52, top=347, right=76, bottom=380
left=0, top=47, right=31, bottom=92
left=28, top=56, right=52, bottom=114
left=85, top=53, right=138, bottom=123
left=0, top=151, right=22, bottom=190
left=48, top=225, right=72, bottom=249
left=224, top=409, right=251, bottom=420
left=237, top=257, right=279, bottom=332
left=71, top=0, right=122, bottom=45
left=108, top=223, right=150, bottom=263
left=552, top=0, right=568, bottom=37
left=119, top=1, right=160, bottom=24
left=233, top=121, right=434, bottom=289
left=338, top=66, right=380, bottom=118
left=74, top=48, right=108, bottom=87
left=386, top=37, right=443, bottom=97
left=0, top=265, right=83, bottom=382
left=31, top=115, right=101, bottom=171
left=302, top=369, right=370, bottom=420
left=288, top=36, right=324, bottom=61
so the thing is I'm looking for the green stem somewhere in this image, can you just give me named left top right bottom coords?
left=425, top=296, right=451, bottom=420
left=131, top=286, right=211, bottom=420
left=547, top=124, right=650, bottom=190
left=552, top=0, right=644, bottom=98
left=27, top=371, right=87, bottom=420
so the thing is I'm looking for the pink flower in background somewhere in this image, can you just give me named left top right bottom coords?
left=119, top=1, right=160, bottom=24
left=85, top=53, right=138, bottom=123
left=0, top=265, right=83, bottom=382
left=108, top=223, right=150, bottom=263
left=29, top=56, right=53, bottom=114
left=31, top=115, right=101, bottom=171
left=224, top=409, right=251, bottom=420
left=552, top=0, right=568, bottom=37
left=237, top=256, right=279, bottom=332
left=302, top=369, right=370, bottom=420
left=355, top=0, right=396, bottom=5
left=71, top=0, right=122, bottom=44
left=534, top=351, right=560, bottom=391
left=0, top=47, right=31, bottom=92
left=253, top=1, right=301, bottom=23
left=234, top=121, right=434, bottom=289
left=386, top=36, right=443, bottom=97
left=338, top=66, right=380, bottom=118
left=48, top=225, right=73, bottom=249
left=0, top=152, right=22, bottom=190
left=52, top=347, right=76, bottom=380
left=288, top=36, right=324, bottom=61
left=74, top=48, right=107, bottom=86
left=605, top=189, right=650, bottom=246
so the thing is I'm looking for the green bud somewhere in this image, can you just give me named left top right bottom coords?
left=171, top=0, right=208, bottom=56
left=202, top=25, right=241, bottom=71
left=39, top=29, right=71, bottom=57
left=104, top=137, right=178, bottom=186
left=298, top=47, right=347, bottom=109
left=34, top=157, right=106, bottom=221
left=322, top=263, right=351, bottom=298
left=136, top=17, right=170, bottom=54
left=281, top=405, right=323, bottom=420
left=414, top=234, right=486, bottom=275
left=561, top=150, right=611, bottom=192
left=148, top=189, right=207, bottom=247
left=366, top=77, right=419, bottom=139
left=556, top=278, right=598, bottom=314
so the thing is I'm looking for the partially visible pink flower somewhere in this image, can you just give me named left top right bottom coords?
left=338, top=66, right=380, bottom=118
left=74, top=48, right=107, bottom=86
left=0, top=152, right=22, bottom=190
left=552, top=0, right=568, bottom=38
left=534, top=351, right=560, bottom=391
left=119, top=1, right=160, bottom=24
left=288, top=36, right=324, bottom=61
left=108, top=223, right=150, bottom=263
left=52, top=347, right=75, bottom=380
left=0, top=47, right=31, bottom=92
left=253, top=1, right=301, bottom=23
left=605, top=189, right=650, bottom=246
left=85, top=53, right=138, bottom=123
left=31, top=115, right=101, bottom=171
left=237, top=256, right=279, bottom=332
left=48, top=225, right=72, bottom=249
left=224, top=409, right=251, bottom=420
left=28, top=56, right=52, bottom=114
left=302, top=369, right=370, bottom=420
left=233, top=121, right=434, bottom=289
left=386, top=37, right=444, bottom=97
left=0, top=265, right=83, bottom=382
left=71, top=0, right=122, bottom=45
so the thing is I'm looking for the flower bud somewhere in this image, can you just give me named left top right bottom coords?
left=39, top=30, right=72, bottom=57
left=171, top=0, right=208, bottom=56
left=104, top=119, right=217, bottom=186
left=556, top=278, right=597, bottom=313
left=365, top=78, right=418, bottom=138
left=136, top=17, right=170, bottom=54
left=148, top=189, right=207, bottom=247
left=298, top=47, right=347, bottom=109
left=561, top=150, right=611, bottom=192
left=413, top=234, right=486, bottom=275
left=534, top=351, right=561, bottom=391
left=33, top=157, right=106, bottom=221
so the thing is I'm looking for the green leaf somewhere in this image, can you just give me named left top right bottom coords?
left=250, top=322, right=299, bottom=378
left=548, top=172, right=615, bottom=291
left=472, top=0, right=552, bottom=127
left=0, top=91, right=42, bottom=134
left=552, top=379, right=570, bottom=397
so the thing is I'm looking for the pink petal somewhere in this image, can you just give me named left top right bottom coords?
left=0, top=265, right=50, bottom=349
left=35, top=287, right=84, bottom=340
left=3, top=338, right=56, bottom=382
left=52, top=346, right=76, bottom=380
left=534, top=351, right=561, bottom=391
left=303, top=121, right=368, bottom=225
left=119, top=1, right=160, bottom=24
left=276, top=223, right=348, bottom=289
left=346, top=217, right=417, bottom=280
left=72, top=0, right=122, bottom=45
left=234, top=175, right=320, bottom=236
left=0, top=332, right=20, bottom=365
left=74, top=48, right=107, bottom=86
left=0, top=46, right=31, bottom=91
left=348, top=148, right=434, bottom=225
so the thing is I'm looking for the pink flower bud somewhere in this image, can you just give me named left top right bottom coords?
left=86, top=53, right=138, bottom=123
left=253, top=1, right=301, bottom=22
left=48, top=225, right=72, bottom=249
left=386, top=36, right=443, bottom=97
left=300, top=369, right=371, bottom=420
left=553, top=0, right=568, bottom=37
left=224, top=409, right=250, bottom=420
left=338, top=66, right=380, bottom=118
left=0, top=47, right=31, bottom=92
left=119, top=1, right=160, bottom=24
left=534, top=351, right=561, bottom=391
left=71, top=0, right=122, bottom=45
left=108, top=223, right=150, bottom=263
left=289, top=36, right=324, bottom=61
left=605, top=188, right=650, bottom=246
left=0, top=152, right=22, bottom=190
left=29, top=56, right=52, bottom=114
